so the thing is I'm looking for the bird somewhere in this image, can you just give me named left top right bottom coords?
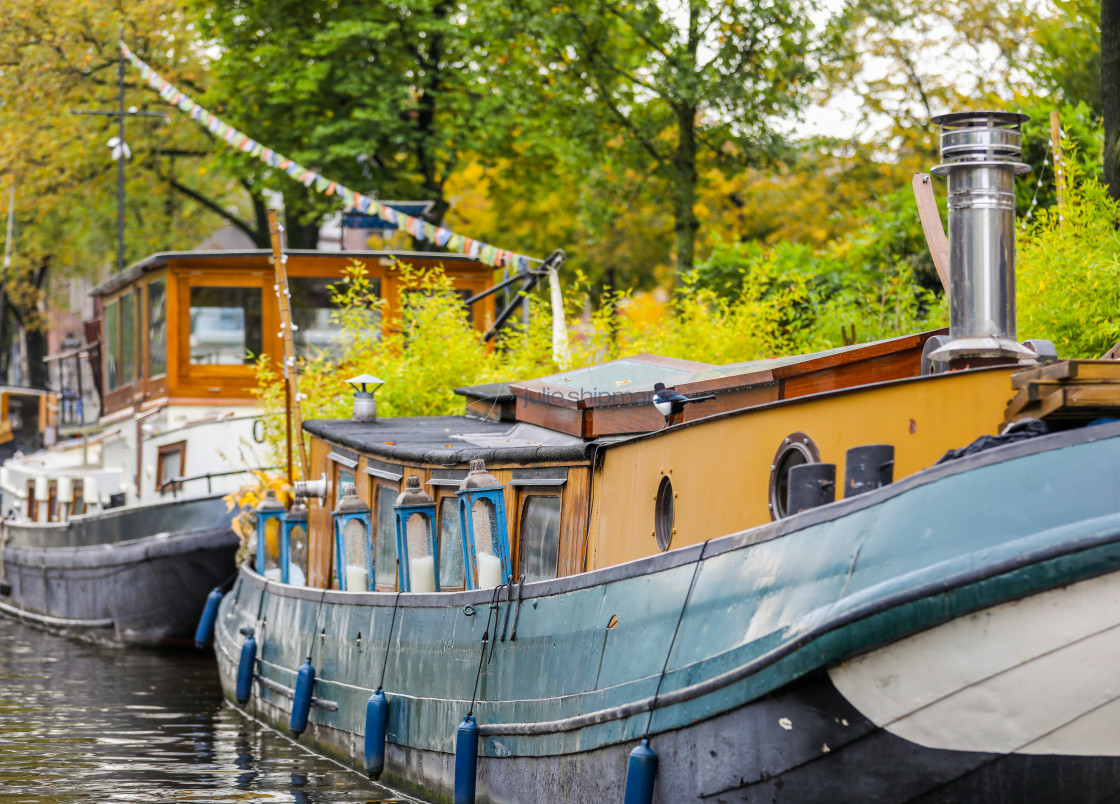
left=652, top=382, right=715, bottom=426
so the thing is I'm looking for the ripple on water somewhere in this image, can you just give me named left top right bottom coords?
left=0, top=617, right=424, bottom=803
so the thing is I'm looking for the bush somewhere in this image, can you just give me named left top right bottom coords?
left=1016, top=156, right=1120, bottom=357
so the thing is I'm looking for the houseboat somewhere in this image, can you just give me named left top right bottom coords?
left=0, top=248, right=498, bottom=645
left=211, top=113, right=1120, bottom=801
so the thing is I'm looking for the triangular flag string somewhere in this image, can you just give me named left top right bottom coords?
left=120, top=42, right=540, bottom=269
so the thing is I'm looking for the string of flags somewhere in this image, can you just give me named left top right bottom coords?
left=120, top=42, right=537, bottom=271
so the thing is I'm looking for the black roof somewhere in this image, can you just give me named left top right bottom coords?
left=304, top=415, right=595, bottom=466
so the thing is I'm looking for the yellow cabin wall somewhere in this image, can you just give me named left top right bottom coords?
left=587, top=367, right=1020, bottom=570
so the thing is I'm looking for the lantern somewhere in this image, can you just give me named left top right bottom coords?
left=394, top=476, right=438, bottom=593
left=333, top=483, right=374, bottom=591
left=255, top=489, right=287, bottom=580
left=457, top=459, right=511, bottom=589
left=282, top=494, right=310, bottom=586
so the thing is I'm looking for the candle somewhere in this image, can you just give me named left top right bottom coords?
left=477, top=552, right=503, bottom=588
left=345, top=564, right=369, bottom=592
left=410, top=555, right=436, bottom=593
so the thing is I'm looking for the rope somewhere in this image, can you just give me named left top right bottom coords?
left=468, top=583, right=504, bottom=715
left=305, top=588, right=328, bottom=662
left=377, top=590, right=403, bottom=690
left=643, top=540, right=709, bottom=739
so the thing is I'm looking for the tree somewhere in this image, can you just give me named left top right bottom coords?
left=192, top=0, right=504, bottom=245
left=495, top=0, right=817, bottom=279
left=0, top=0, right=249, bottom=382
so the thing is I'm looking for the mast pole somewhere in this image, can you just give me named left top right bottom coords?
left=267, top=209, right=309, bottom=481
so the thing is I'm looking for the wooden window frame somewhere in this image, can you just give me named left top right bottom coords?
left=156, top=440, right=187, bottom=493
left=176, top=274, right=270, bottom=382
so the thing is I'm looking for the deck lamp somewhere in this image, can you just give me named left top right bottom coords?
left=333, top=483, right=374, bottom=591
left=457, top=459, right=511, bottom=589
left=394, top=476, right=439, bottom=593
left=255, top=490, right=287, bottom=581
left=282, top=494, right=309, bottom=586
left=347, top=374, right=385, bottom=423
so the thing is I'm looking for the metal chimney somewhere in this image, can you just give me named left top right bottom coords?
left=928, top=111, right=1037, bottom=366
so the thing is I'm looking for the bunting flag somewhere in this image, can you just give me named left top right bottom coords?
left=120, top=42, right=539, bottom=270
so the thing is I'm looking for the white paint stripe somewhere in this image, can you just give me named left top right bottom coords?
left=830, top=571, right=1120, bottom=756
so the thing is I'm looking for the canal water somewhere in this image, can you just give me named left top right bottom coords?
left=0, top=617, right=423, bottom=804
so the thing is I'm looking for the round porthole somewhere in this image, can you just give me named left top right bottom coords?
left=768, top=432, right=821, bottom=521
left=654, top=475, right=674, bottom=551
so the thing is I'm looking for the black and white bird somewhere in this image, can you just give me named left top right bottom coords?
left=652, top=382, right=715, bottom=426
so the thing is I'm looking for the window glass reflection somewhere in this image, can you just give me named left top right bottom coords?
left=288, top=276, right=381, bottom=360
left=189, top=286, right=262, bottom=364
left=519, top=496, right=561, bottom=582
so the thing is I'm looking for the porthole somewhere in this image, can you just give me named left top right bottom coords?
left=768, top=432, right=821, bottom=521
left=654, top=475, right=674, bottom=551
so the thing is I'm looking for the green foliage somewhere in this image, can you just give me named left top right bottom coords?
left=1017, top=158, right=1120, bottom=357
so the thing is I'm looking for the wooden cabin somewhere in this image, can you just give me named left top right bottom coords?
left=287, top=331, right=1037, bottom=592
left=89, top=250, right=499, bottom=420
left=0, top=250, right=500, bottom=519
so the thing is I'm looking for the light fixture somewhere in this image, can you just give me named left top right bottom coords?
left=347, top=374, right=385, bottom=422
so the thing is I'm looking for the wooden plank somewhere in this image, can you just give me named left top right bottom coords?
left=912, top=173, right=951, bottom=293
left=1012, top=360, right=1120, bottom=388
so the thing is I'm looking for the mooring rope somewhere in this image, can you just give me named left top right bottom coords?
left=468, top=583, right=505, bottom=716
left=377, top=590, right=404, bottom=690
left=643, top=540, right=709, bottom=739
left=304, top=588, right=328, bottom=662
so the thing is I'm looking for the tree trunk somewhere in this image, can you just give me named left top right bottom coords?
left=672, top=103, right=699, bottom=278
left=1104, top=0, right=1120, bottom=199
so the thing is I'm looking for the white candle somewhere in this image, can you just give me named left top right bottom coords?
left=410, top=555, right=436, bottom=593
left=345, top=564, right=369, bottom=592
left=477, top=552, right=503, bottom=588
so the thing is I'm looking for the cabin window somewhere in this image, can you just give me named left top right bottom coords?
left=157, top=441, right=186, bottom=493
left=768, top=432, right=821, bottom=521
left=518, top=495, right=561, bottom=581
left=189, top=286, right=262, bottom=364
left=374, top=484, right=398, bottom=589
left=147, top=279, right=167, bottom=377
left=438, top=496, right=465, bottom=589
left=104, top=298, right=120, bottom=391
left=288, top=276, right=381, bottom=360
left=654, top=476, right=674, bottom=551
left=71, top=480, right=85, bottom=517
left=120, top=291, right=137, bottom=386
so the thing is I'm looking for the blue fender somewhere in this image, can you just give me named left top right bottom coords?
left=364, top=689, right=390, bottom=779
left=454, top=714, right=479, bottom=804
left=235, top=627, right=257, bottom=705
left=290, top=659, right=316, bottom=737
left=623, top=738, right=658, bottom=804
left=194, top=587, right=223, bottom=649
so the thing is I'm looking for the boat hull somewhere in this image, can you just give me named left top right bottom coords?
left=214, top=422, right=1120, bottom=802
left=1, top=495, right=238, bottom=645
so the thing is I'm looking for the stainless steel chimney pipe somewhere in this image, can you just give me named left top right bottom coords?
left=928, top=111, right=1037, bottom=365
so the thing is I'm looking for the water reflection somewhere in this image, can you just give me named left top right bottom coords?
left=0, top=617, right=420, bottom=803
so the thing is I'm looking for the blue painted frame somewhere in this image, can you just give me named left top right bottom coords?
left=456, top=487, right=511, bottom=590
left=394, top=502, right=439, bottom=592
left=255, top=506, right=286, bottom=577
left=333, top=508, right=374, bottom=592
